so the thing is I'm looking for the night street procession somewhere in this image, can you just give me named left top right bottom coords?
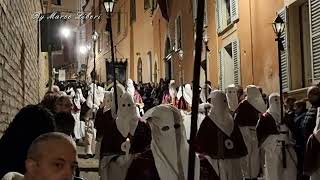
left=0, top=0, right=320, bottom=180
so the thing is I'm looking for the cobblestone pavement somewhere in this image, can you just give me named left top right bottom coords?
left=77, top=146, right=99, bottom=180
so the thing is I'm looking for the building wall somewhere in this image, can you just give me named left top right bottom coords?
left=166, top=0, right=195, bottom=85
left=0, top=0, right=43, bottom=136
left=209, top=0, right=284, bottom=94
left=152, top=8, right=168, bottom=82
left=206, top=0, right=219, bottom=88
left=250, top=0, right=284, bottom=94
left=131, top=0, right=154, bottom=83
left=50, top=0, right=82, bottom=79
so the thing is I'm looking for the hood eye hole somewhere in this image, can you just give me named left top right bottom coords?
left=161, top=126, right=170, bottom=131
left=174, top=124, right=181, bottom=129
left=128, top=104, right=131, bottom=107
left=122, top=104, right=126, bottom=107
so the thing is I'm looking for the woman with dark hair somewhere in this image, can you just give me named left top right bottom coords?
left=39, top=91, right=58, bottom=112
left=0, top=105, right=56, bottom=178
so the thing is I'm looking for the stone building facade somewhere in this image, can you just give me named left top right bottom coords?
left=0, top=0, right=47, bottom=136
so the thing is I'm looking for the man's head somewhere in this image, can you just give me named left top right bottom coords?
left=54, top=96, right=73, bottom=113
left=307, top=86, right=320, bottom=106
left=40, top=91, right=58, bottom=112
left=24, top=132, right=77, bottom=180
left=294, top=100, right=307, bottom=115
left=54, top=112, right=75, bottom=136
left=285, top=97, right=296, bottom=112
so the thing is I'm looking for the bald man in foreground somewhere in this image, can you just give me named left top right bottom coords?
left=2, top=132, right=78, bottom=180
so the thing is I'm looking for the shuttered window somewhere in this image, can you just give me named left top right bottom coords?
left=232, top=39, right=241, bottom=85
left=278, top=8, right=289, bottom=91
left=219, top=39, right=241, bottom=90
left=230, top=0, right=239, bottom=22
left=216, top=0, right=222, bottom=32
left=216, top=0, right=239, bottom=33
left=310, top=0, right=320, bottom=82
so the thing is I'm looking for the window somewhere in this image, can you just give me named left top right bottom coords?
left=148, top=52, right=153, bottom=82
left=286, top=1, right=313, bottom=91
left=154, top=61, right=158, bottom=82
left=52, top=0, right=62, bottom=5
left=175, top=16, right=182, bottom=50
left=216, top=0, right=239, bottom=33
left=137, top=58, right=143, bottom=83
left=117, top=11, right=121, bottom=34
left=130, top=0, right=136, bottom=23
left=309, top=0, right=320, bottom=83
left=144, top=0, right=151, bottom=10
left=219, top=39, right=241, bottom=90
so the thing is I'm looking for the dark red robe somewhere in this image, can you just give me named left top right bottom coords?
left=234, top=100, right=261, bottom=127
left=125, top=149, right=220, bottom=180
left=195, top=116, right=248, bottom=159
left=256, top=112, right=279, bottom=147
left=97, top=109, right=151, bottom=158
left=304, top=134, right=320, bottom=176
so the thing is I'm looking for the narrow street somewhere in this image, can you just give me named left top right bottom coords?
left=1, top=0, right=320, bottom=180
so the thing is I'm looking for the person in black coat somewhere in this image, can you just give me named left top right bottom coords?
left=0, top=105, right=55, bottom=178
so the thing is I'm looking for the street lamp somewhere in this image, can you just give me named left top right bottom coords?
left=273, top=14, right=287, bottom=169
left=60, top=26, right=71, bottom=38
left=273, top=15, right=285, bottom=37
left=79, top=45, right=88, bottom=55
left=104, top=0, right=115, bottom=13
left=104, top=0, right=118, bottom=113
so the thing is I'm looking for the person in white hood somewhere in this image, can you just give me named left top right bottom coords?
left=162, top=80, right=178, bottom=106
left=200, top=84, right=212, bottom=103
left=83, top=83, right=101, bottom=158
left=234, top=85, right=267, bottom=178
left=126, top=79, right=144, bottom=116
left=177, top=84, right=193, bottom=111
left=225, top=84, right=239, bottom=113
left=100, top=92, right=151, bottom=180
left=125, top=104, right=203, bottom=180
left=72, top=88, right=86, bottom=141
left=195, top=90, right=247, bottom=180
left=256, top=93, right=297, bottom=180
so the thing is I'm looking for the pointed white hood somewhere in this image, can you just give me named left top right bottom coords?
left=169, top=80, right=177, bottom=99
left=209, top=90, right=234, bottom=137
left=116, top=92, right=139, bottom=137
left=266, top=93, right=281, bottom=125
left=177, top=84, right=193, bottom=106
left=73, top=88, right=85, bottom=109
left=127, top=79, right=135, bottom=97
left=103, top=91, right=113, bottom=112
left=246, top=85, right=267, bottom=113
left=111, top=83, right=126, bottom=119
left=225, top=84, right=239, bottom=112
left=200, top=84, right=212, bottom=103
left=143, top=105, right=200, bottom=180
